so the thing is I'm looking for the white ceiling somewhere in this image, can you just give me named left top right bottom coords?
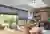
left=0, top=0, right=33, bottom=10
left=0, top=0, right=32, bottom=6
left=0, top=0, right=50, bottom=10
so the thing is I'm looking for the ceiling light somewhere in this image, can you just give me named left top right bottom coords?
left=28, top=0, right=48, bottom=8
left=0, top=14, right=4, bottom=16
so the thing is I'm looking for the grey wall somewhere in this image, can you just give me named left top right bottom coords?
left=17, top=11, right=28, bottom=20
left=0, top=7, right=28, bottom=20
left=0, top=7, right=17, bottom=15
left=44, top=0, right=50, bottom=7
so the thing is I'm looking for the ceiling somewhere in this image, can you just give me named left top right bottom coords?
left=0, top=0, right=32, bottom=5
left=0, top=0, right=32, bottom=10
left=0, top=0, right=50, bottom=10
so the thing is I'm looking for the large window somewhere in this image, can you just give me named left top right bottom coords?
left=0, top=14, right=18, bottom=26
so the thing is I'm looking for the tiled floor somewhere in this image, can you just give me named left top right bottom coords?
left=0, top=28, right=24, bottom=34
left=0, top=30, right=24, bottom=34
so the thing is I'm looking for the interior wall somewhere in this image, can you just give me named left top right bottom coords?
left=44, top=0, right=50, bottom=7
